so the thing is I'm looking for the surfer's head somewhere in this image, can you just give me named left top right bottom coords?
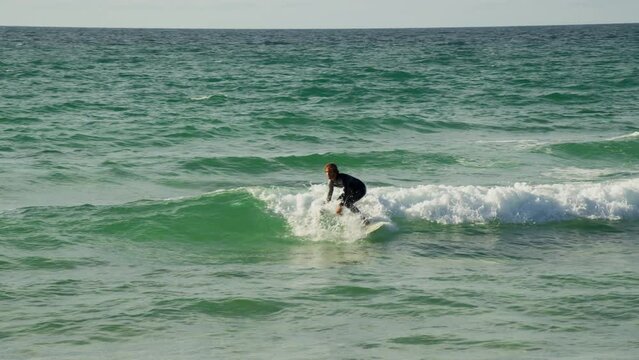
left=324, top=163, right=339, bottom=180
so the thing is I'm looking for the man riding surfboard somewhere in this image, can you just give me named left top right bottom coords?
left=324, top=163, right=369, bottom=224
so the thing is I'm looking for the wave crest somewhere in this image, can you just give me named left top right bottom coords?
left=253, top=179, right=639, bottom=234
left=372, top=180, right=639, bottom=224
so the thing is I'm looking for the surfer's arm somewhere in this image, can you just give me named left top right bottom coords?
left=326, top=181, right=334, bottom=202
left=335, top=192, right=345, bottom=214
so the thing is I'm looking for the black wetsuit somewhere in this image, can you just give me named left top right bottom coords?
left=326, top=173, right=366, bottom=213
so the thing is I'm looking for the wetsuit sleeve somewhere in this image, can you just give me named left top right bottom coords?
left=326, top=181, right=334, bottom=202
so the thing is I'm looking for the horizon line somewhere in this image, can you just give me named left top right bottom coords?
left=1, top=21, right=637, bottom=31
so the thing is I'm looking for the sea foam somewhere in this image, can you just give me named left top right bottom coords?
left=608, top=131, right=639, bottom=141
left=251, top=186, right=378, bottom=241
left=370, top=180, right=639, bottom=224
left=252, top=179, right=639, bottom=239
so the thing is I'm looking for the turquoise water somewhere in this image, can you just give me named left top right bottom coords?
left=1, top=24, right=639, bottom=359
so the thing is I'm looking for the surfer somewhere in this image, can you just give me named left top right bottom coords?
left=324, top=163, right=369, bottom=224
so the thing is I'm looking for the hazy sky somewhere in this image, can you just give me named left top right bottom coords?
left=0, top=0, right=637, bottom=29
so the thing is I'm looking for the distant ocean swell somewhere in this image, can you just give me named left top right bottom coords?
left=180, top=150, right=458, bottom=174
left=542, top=133, right=639, bottom=161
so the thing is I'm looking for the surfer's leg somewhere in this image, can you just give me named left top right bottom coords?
left=343, top=192, right=360, bottom=213
left=349, top=188, right=366, bottom=210
left=348, top=202, right=369, bottom=224
left=344, top=190, right=369, bottom=224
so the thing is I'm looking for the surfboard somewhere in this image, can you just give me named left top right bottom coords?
left=364, top=221, right=386, bottom=235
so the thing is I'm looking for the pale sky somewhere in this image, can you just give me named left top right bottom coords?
left=0, top=0, right=637, bottom=29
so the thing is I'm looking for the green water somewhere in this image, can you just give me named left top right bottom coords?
left=1, top=24, right=639, bottom=359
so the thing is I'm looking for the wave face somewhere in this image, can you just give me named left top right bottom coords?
left=0, top=190, right=290, bottom=248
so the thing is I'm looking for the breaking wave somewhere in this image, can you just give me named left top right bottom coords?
left=253, top=178, right=639, bottom=239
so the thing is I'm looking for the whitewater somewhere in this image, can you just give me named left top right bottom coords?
left=251, top=178, right=639, bottom=240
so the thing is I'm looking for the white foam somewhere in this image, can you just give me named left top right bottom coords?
left=372, top=180, right=639, bottom=224
left=189, top=94, right=227, bottom=101
left=189, top=95, right=213, bottom=101
left=608, top=132, right=639, bottom=141
left=475, top=139, right=544, bottom=150
left=250, top=185, right=391, bottom=242
left=251, top=179, right=639, bottom=239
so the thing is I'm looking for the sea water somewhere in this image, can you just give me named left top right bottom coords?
left=1, top=24, right=638, bottom=359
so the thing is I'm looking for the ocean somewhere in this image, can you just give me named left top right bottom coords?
left=1, top=24, right=638, bottom=359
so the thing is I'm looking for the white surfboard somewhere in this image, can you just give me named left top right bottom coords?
left=364, top=221, right=386, bottom=235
